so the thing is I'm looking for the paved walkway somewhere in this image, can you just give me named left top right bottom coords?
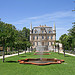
left=0, top=51, right=75, bottom=59
left=55, top=50, right=75, bottom=57
left=0, top=51, right=29, bottom=59
left=60, top=52, right=75, bottom=56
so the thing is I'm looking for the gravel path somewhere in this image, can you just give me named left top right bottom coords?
left=0, top=51, right=75, bottom=60
left=0, top=51, right=29, bottom=59
left=60, top=52, right=75, bottom=56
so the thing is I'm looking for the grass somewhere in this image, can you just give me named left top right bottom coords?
left=0, top=52, right=75, bottom=75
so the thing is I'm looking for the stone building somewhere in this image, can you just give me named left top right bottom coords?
left=30, top=23, right=56, bottom=51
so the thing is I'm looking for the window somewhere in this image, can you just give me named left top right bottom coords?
left=37, top=36, right=38, bottom=40
left=42, top=36, right=44, bottom=39
left=51, top=42, right=52, bottom=45
left=48, top=42, right=49, bottom=45
left=37, top=42, right=38, bottom=46
left=42, top=31, right=44, bottom=33
left=33, top=36, right=35, bottom=40
left=35, top=31, right=36, bottom=33
left=49, top=31, right=51, bottom=33
left=33, top=42, right=35, bottom=46
left=47, top=36, right=49, bottom=39
left=51, top=36, right=53, bottom=39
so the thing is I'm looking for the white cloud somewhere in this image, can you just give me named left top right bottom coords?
left=12, top=11, right=74, bottom=25
left=10, top=11, right=74, bottom=40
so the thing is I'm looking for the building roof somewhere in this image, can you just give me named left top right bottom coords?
left=34, top=25, right=52, bottom=28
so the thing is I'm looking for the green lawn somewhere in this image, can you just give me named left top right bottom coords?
left=0, top=52, right=75, bottom=75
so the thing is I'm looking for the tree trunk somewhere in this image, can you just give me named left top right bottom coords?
left=58, top=48, right=59, bottom=54
left=63, top=45, right=65, bottom=57
left=64, top=49, right=65, bottom=57
left=6, top=48, right=7, bottom=55
left=58, top=45, right=59, bottom=54
left=18, top=48, right=19, bottom=56
left=29, top=48, right=30, bottom=53
left=25, top=48, right=26, bottom=54
left=3, top=39, right=5, bottom=63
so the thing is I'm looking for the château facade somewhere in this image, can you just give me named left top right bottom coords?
left=30, top=23, right=56, bottom=51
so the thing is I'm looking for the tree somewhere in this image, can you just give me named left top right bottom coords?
left=6, top=24, right=17, bottom=51
left=22, top=27, right=31, bottom=53
left=59, top=34, right=69, bottom=56
left=68, top=25, right=75, bottom=50
left=0, top=20, right=31, bottom=61
left=0, top=21, right=18, bottom=61
left=59, top=33, right=75, bottom=56
left=0, top=21, right=11, bottom=62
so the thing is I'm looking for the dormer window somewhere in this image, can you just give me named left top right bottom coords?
left=34, top=29, right=37, bottom=33
left=35, top=31, right=37, bottom=33
left=49, top=31, right=51, bottom=33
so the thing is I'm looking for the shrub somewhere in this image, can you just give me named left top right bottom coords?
left=12, top=51, right=16, bottom=54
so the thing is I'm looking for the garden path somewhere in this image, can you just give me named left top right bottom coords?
left=0, top=51, right=29, bottom=59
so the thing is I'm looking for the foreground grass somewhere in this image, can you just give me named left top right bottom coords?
left=0, top=52, right=75, bottom=75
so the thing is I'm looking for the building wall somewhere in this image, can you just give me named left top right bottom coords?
left=30, top=25, right=56, bottom=51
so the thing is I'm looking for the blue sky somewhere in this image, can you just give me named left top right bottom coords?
left=0, top=0, right=75, bottom=40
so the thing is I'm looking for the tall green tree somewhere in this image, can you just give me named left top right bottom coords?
left=59, top=25, right=75, bottom=53
left=68, top=25, right=75, bottom=50
left=0, top=20, right=31, bottom=61
left=0, top=21, right=11, bottom=62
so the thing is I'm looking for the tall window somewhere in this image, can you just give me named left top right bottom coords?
left=47, top=36, right=49, bottom=39
left=37, top=42, right=38, bottom=46
left=37, top=36, right=38, bottom=40
left=48, top=42, right=49, bottom=45
left=33, top=36, right=35, bottom=40
left=51, top=36, right=53, bottom=39
left=33, top=42, right=35, bottom=46
left=49, top=31, right=51, bottom=33
left=42, top=36, right=44, bottom=39
left=42, top=31, right=44, bottom=33
left=51, top=42, right=52, bottom=45
left=35, top=31, right=36, bottom=33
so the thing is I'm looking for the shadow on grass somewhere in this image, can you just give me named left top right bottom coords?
left=64, top=55, right=70, bottom=57
left=58, top=53, right=70, bottom=57
left=6, top=61, right=18, bottom=63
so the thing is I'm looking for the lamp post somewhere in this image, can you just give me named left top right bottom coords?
left=55, top=44, right=56, bottom=53
left=3, top=38, right=5, bottom=62
left=63, top=45, right=65, bottom=57
left=58, top=43, right=59, bottom=54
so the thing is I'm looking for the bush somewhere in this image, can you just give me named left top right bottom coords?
left=32, top=48, right=36, bottom=52
left=12, top=51, right=16, bottom=54
left=0, top=54, right=2, bottom=56
left=7, top=52, right=11, bottom=55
